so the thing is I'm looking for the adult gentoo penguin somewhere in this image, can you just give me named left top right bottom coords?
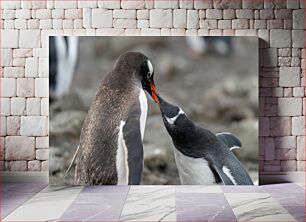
left=74, top=52, right=158, bottom=185
left=152, top=93, right=253, bottom=185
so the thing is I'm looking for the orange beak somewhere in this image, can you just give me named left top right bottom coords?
left=150, top=83, right=160, bottom=106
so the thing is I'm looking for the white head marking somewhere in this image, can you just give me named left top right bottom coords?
left=165, top=108, right=185, bottom=125
left=147, top=60, right=153, bottom=75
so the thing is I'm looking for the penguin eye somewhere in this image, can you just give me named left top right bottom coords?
left=147, top=72, right=152, bottom=78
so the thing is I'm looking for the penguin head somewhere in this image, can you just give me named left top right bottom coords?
left=153, top=93, right=192, bottom=134
left=115, top=52, right=159, bottom=103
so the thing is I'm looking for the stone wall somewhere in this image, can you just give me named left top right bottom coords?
left=0, top=0, right=305, bottom=174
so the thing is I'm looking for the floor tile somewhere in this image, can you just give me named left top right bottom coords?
left=262, top=183, right=304, bottom=193
left=176, top=193, right=236, bottom=222
left=3, top=185, right=84, bottom=221
left=0, top=182, right=47, bottom=219
left=282, top=205, right=305, bottom=222
left=176, top=185, right=223, bottom=193
left=59, top=186, right=130, bottom=221
left=225, top=193, right=297, bottom=221
left=222, top=185, right=264, bottom=193
left=1, top=182, right=47, bottom=193
left=119, top=186, right=176, bottom=222
left=270, top=192, right=305, bottom=206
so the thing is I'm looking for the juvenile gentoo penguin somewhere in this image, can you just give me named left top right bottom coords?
left=153, top=93, right=253, bottom=185
left=73, top=52, right=158, bottom=185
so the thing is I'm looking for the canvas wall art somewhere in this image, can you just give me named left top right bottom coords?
left=49, top=36, right=258, bottom=185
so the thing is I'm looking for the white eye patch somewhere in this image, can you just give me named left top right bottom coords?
left=165, top=108, right=185, bottom=125
left=147, top=60, right=154, bottom=75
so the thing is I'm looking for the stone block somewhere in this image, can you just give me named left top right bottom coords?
left=5, top=136, right=35, bottom=160
left=218, top=20, right=231, bottom=29
left=275, top=136, right=297, bottom=149
left=274, top=9, right=292, bottom=19
left=36, top=137, right=49, bottom=149
left=292, top=116, right=305, bottom=136
left=242, top=0, right=263, bottom=9
left=19, top=30, right=40, bottom=48
left=52, top=9, right=64, bottom=19
left=297, top=136, right=305, bottom=160
left=26, top=98, right=41, bottom=116
left=35, top=9, right=51, bottom=19
left=236, top=9, right=254, bottom=19
left=36, top=149, right=49, bottom=160
left=140, top=28, right=161, bottom=36
left=0, top=98, right=10, bottom=116
left=83, top=8, right=91, bottom=28
left=65, top=9, right=82, bottom=19
left=161, top=28, right=171, bottom=36
left=187, top=10, right=199, bottom=29
left=154, top=0, right=178, bottom=9
left=293, top=87, right=304, bottom=97
left=28, top=160, right=41, bottom=171
left=20, top=116, right=48, bottom=136
left=92, top=9, right=113, bottom=28
left=264, top=138, right=275, bottom=160
left=276, top=148, right=296, bottom=160
left=25, top=57, right=38, bottom=77
left=1, top=30, right=18, bottom=48
left=7, top=116, right=20, bottom=135
left=278, top=98, right=302, bottom=116
left=263, top=48, right=277, bottom=67
left=270, top=29, right=291, bottom=48
left=293, top=9, right=305, bottom=29
left=9, top=161, right=27, bottom=171
left=13, top=58, right=25, bottom=67
left=232, top=19, right=249, bottom=29
left=292, top=30, right=305, bottom=48
left=3, top=67, right=24, bottom=78
left=260, top=9, right=274, bottom=19
left=121, top=0, right=145, bottom=9
left=279, top=67, right=300, bottom=87
left=113, top=19, right=137, bottom=28
left=258, top=29, right=269, bottom=48
left=98, top=0, right=120, bottom=9
left=171, top=28, right=186, bottom=36
left=223, top=9, right=235, bottom=19
left=38, top=58, right=49, bottom=77
left=1, top=49, right=12, bottom=67
left=35, top=78, right=48, bottom=97
left=78, top=0, right=97, bottom=8
left=54, top=1, right=77, bottom=9
left=113, top=10, right=136, bottom=19
left=15, top=19, right=27, bottom=29
left=3, top=9, right=16, bottom=19
left=281, top=160, right=297, bottom=171
left=213, top=0, right=241, bottom=9
left=11, top=97, right=26, bottom=115
left=297, top=161, right=305, bottom=171
left=1, top=117, right=6, bottom=136
left=1, top=78, right=16, bottom=97
left=137, top=20, right=149, bottom=28
left=1, top=1, right=20, bottom=9
left=41, top=98, right=49, bottom=116
left=193, top=0, right=210, bottom=8
left=17, top=78, right=34, bottom=97
left=15, top=9, right=31, bottom=19
left=137, top=10, right=149, bottom=19
left=287, top=0, right=300, bottom=8
left=179, top=0, right=193, bottom=8
left=41, top=161, right=49, bottom=171
left=173, top=9, right=187, bottom=28
left=270, top=117, right=291, bottom=136
left=206, top=9, right=222, bottom=19
left=150, top=9, right=172, bottom=28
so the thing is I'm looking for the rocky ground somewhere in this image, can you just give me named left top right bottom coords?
left=49, top=37, right=258, bottom=185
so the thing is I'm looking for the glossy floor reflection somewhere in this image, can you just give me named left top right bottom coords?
left=1, top=183, right=304, bottom=222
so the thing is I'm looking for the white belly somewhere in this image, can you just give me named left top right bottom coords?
left=139, top=89, right=148, bottom=140
left=174, top=148, right=216, bottom=185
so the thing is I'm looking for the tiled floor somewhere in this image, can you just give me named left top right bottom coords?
left=0, top=182, right=304, bottom=221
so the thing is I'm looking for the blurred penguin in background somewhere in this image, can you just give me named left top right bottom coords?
left=49, top=36, right=79, bottom=100
left=186, top=36, right=233, bottom=57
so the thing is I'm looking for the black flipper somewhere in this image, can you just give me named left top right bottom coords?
left=122, top=98, right=144, bottom=185
left=216, top=132, right=241, bottom=151
left=212, top=165, right=235, bottom=185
